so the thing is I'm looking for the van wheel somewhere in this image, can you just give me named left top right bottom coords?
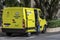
left=41, top=25, right=47, bottom=33
left=6, top=33, right=12, bottom=36
left=26, top=32, right=31, bottom=37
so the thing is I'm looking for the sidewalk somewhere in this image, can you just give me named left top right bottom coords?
left=47, top=27, right=60, bottom=33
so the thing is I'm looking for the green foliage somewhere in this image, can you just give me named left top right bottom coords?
left=0, top=3, right=2, bottom=9
left=23, top=0, right=31, bottom=7
left=48, top=20, right=60, bottom=28
left=0, top=0, right=3, bottom=9
left=34, top=0, right=59, bottom=20
left=4, top=0, right=22, bottom=7
left=4, top=0, right=30, bottom=7
left=5, top=0, right=17, bottom=7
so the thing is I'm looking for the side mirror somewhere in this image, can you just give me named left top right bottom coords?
left=40, top=15, right=44, bottom=19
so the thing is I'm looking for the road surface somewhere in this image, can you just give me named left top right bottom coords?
left=0, top=32, right=60, bottom=40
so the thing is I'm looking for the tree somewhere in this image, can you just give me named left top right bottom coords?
left=23, top=0, right=31, bottom=7
left=47, top=0, right=59, bottom=20
left=4, top=0, right=21, bottom=7
left=3, top=0, right=30, bottom=7
left=0, top=0, right=3, bottom=9
left=34, top=0, right=59, bottom=20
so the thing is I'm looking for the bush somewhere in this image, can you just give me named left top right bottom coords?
left=48, top=19, right=60, bottom=28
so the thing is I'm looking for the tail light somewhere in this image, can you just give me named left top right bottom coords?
left=23, top=19, right=25, bottom=28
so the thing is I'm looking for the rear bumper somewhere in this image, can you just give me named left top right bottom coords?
left=2, top=28, right=26, bottom=33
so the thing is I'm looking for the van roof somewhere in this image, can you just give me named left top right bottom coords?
left=4, top=7, right=41, bottom=10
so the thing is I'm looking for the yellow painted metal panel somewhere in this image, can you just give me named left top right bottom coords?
left=2, top=7, right=23, bottom=29
left=25, top=8, right=35, bottom=28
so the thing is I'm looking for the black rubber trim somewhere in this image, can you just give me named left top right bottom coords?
left=26, top=27, right=35, bottom=30
left=40, top=26, right=42, bottom=28
left=4, top=23, right=10, bottom=25
left=2, top=28, right=26, bottom=33
left=2, top=27, right=35, bottom=33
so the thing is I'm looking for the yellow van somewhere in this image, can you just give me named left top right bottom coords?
left=2, top=7, right=47, bottom=36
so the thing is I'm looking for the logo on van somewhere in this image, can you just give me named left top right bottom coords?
left=27, top=12, right=31, bottom=14
left=14, top=12, right=20, bottom=19
left=27, top=12, right=31, bottom=16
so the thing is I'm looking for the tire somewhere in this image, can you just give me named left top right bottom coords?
left=26, top=32, right=31, bottom=37
left=6, top=33, right=12, bottom=36
left=41, top=25, right=47, bottom=33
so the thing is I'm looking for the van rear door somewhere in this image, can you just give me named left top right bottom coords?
left=2, top=8, right=23, bottom=29
left=25, top=8, right=35, bottom=28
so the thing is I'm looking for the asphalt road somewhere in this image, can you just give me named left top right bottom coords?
left=0, top=32, right=60, bottom=40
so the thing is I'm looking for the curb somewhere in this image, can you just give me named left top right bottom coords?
left=46, top=27, right=60, bottom=33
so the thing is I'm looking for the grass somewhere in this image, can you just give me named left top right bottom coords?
left=48, top=19, right=60, bottom=28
